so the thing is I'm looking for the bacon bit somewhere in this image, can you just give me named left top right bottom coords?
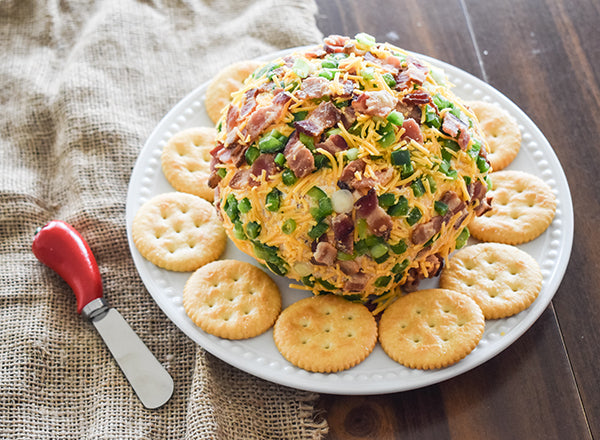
left=396, top=101, right=421, bottom=121
left=405, top=58, right=429, bottom=84
left=335, top=80, right=355, bottom=99
left=294, top=101, right=341, bottom=137
left=304, top=47, right=327, bottom=59
left=239, top=88, right=259, bottom=119
left=217, top=142, right=246, bottom=167
left=301, top=77, right=331, bottom=100
left=243, top=91, right=292, bottom=142
left=441, top=191, right=466, bottom=214
left=468, top=180, right=487, bottom=203
left=402, top=90, right=432, bottom=106
left=355, top=189, right=393, bottom=239
left=458, top=130, right=471, bottom=150
left=229, top=169, right=258, bottom=189
left=411, top=216, right=443, bottom=245
left=339, top=260, right=360, bottom=275
left=403, top=254, right=444, bottom=291
left=340, top=105, right=357, bottom=129
left=226, top=105, right=239, bottom=131
left=314, top=241, right=338, bottom=266
left=475, top=196, right=493, bottom=216
left=332, top=213, right=354, bottom=254
left=283, top=132, right=315, bottom=178
left=323, top=35, right=350, bottom=53
left=374, top=167, right=394, bottom=186
left=250, top=153, right=278, bottom=179
left=316, top=134, right=348, bottom=155
left=344, top=272, right=370, bottom=291
left=400, top=118, right=424, bottom=144
left=339, top=159, right=373, bottom=193
left=352, top=90, right=398, bottom=118
left=441, top=112, right=467, bottom=139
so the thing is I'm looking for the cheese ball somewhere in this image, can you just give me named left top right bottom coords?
left=209, top=34, right=491, bottom=313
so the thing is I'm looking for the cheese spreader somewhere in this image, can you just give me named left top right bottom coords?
left=32, top=220, right=174, bottom=409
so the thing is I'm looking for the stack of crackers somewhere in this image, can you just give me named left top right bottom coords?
left=131, top=59, right=556, bottom=374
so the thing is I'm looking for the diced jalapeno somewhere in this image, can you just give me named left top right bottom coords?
left=374, top=275, right=392, bottom=288
left=456, top=227, right=470, bottom=249
left=299, top=132, right=315, bottom=150
left=468, top=139, right=482, bottom=159
left=274, top=152, right=286, bottom=167
left=245, top=146, right=260, bottom=165
left=246, top=221, right=261, bottom=239
left=425, top=105, right=441, bottom=129
left=337, top=251, right=355, bottom=261
left=433, top=94, right=453, bottom=110
left=253, top=61, right=281, bottom=79
left=440, top=138, right=461, bottom=152
left=411, top=179, right=425, bottom=197
left=308, top=221, right=329, bottom=239
left=267, top=260, right=289, bottom=276
left=301, top=275, right=315, bottom=287
left=216, top=168, right=227, bottom=178
left=316, top=278, right=336, bottom=290
left=390, top=239, right=407, bottom=254
left=406, top=207, right=422, bottom=226
left=238, top=197, right=251, bottom=213
left=356, top=218, right=368, bottom=240
left=386, top=110, right=404, bottom=126
left=259, top=130, right=287, bottom=154
left=378, top=193, right=396, bottom=208
left=282, top=169, right=298, bottom=186
left=391, top=149, right=411, bottom=166
left=233, top=221, right=247, bottom=240
left=355, top=32, right=376, bottom=47
left=265, top=188, right=282, bottom=212
left=293, top=110, right=308, bottom=121
left=377, top=123, right=396, bottom=148
left=322, top=57, right=339, bottom=69
left=463, top=175, right=472, bottom=186
left=310, top=196, right=333, bottom=221
left=370, top=243, right=388, bottom=259
left=425, top=174, right=437, bottom=193
left=388, top=196, right=408, bottom=216
left=314, top=153, right=330, bottom=169
left=224, top=194, right=239, bottom=221
left=382, top=72, right=397, bottom=88
left=360, top=67, right=375, bottom=80
left=307, top=186, right=327, bottom=200
left=434, top=200, right=449, bottom=216
left=392, top=259, right=410, bottom=274
left=477, top=156, right=491, bottom=173
left=319, top=69, right=336, bottom=81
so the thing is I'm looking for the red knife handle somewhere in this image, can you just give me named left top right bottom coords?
left=32, top=220, right=103, bottom=314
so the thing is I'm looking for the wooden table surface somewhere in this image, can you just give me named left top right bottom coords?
left=314, top=0, right=599, bottom=438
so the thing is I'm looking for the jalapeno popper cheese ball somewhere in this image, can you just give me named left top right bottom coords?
left=208, top=34, right=492, bottom=313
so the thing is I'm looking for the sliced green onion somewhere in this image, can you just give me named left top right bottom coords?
left=440, top=138, right=461, bottom=152
left=468, top=139, right=482, bottom=159
left=224, top=194, right=238, bottom=221
left=345, top=147, right=359, bottom=161
left=485, top=175, right=493, bottom=190
left=370, top=243, right=389, bottom=259
left=307, top=186, right=327, bottom=200
left=477, top=156, right=491, bottom=173
left=216, top=168, right=227, bottom=178
left=392, top=259, right=410, bottom=274
left=355, top=32, right=376, bottom=48
left=356, top=218, right=368, bottom=240
left=377, top=123, right=396, bottom=148
left=386, top=110, right=404, bottom=126
left=424, top=105, right=441, bottom=129
left=301, top=275, right=315, bottom=287
left=337, top=251, right=355, bottom=261
left=434, top=200, right=449, bottom=216
left=299, top=132, right=315, bottom=150
left=281, top=218, right=296, bottom=235
left=360, top=67, right=375, bottom=81
left=292, top=57, right=311, bottom=78
left=319, top=69, right=336, bottom=81
left=425, top=174, right=437, bottom=193
left=310, top=196, right=333, bottom=221
left=463, top=175, right=472, bottom=186
left=293, top=110, right=308, bottom=121
left=433, top=93, right=453, bottom=110
left=313, top=153, right=330, bottom=169
left=322, top=57, right=339, bottom=69
left=233, top=221, right=247, bottom=240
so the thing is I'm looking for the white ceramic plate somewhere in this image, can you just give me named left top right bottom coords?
left=126, top=47, right=574, bottom=394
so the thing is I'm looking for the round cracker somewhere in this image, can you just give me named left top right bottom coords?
left=273, top=295, right=377, bottom=373
left=132, top=192, right=226, bottom=272
left=468, top=170, right=556, bottom=244
left=205, top=60, right=264, bottom=123
left=439, top=243, right=542, bottom=319
left=183, top=260, right=281, bottom=339
left=161, top=127, right=217, bottom=201
left=467, top=100, right=521, bottom=171
left=378, top=289, right=485, bottom=370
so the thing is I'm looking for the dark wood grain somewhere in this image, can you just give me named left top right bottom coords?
left=315, top=0, right=599, bottom=438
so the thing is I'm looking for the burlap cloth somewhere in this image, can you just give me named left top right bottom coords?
left=0, top=1, right=329, bottom=438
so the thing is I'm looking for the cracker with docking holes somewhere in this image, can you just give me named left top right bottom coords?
left=161, top=127, right=217, bottom=202
left=378, top=289, right=485, bottom=370
left=183, top=260, right=281, bottom=339
left=466, top=100, right=521, bottom=171
left=273, top=295, right=377, bottom=373
left=205, top=60, right=264, bottom=123
left=439, top=242, right=542, bottom=319
left=468, top=170, right=556, bottom=244
left=132, top=192, right=226, bottom=272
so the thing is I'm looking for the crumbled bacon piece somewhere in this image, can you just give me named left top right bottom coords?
left=315, top=134, right=348, bottom=155
left=332, top=213, right=354, bottom=254
left=250, top=153, right=278, bottom=180
left=400, top=118, right=424, bottom=144
left=352, top=90, right=398, bottom=118
left=344, top=272, right=370, bottom=291
left=402, top=90, right=432, bottom=106
left=243, top=91, right=292, bottom=142
left=411, top=216, right=443, bottom=245
left=301, top=77, right=331, bottom=100
left=314, top=241, right=338, bottom=266
left=283, top=132, right=315, bottom=178
left=294, top=101, right=341, bottom=137
left=355, top=189, right=393, bottom=239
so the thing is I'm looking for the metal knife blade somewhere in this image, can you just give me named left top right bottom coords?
left=89, top=301, right=174, bottom=409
